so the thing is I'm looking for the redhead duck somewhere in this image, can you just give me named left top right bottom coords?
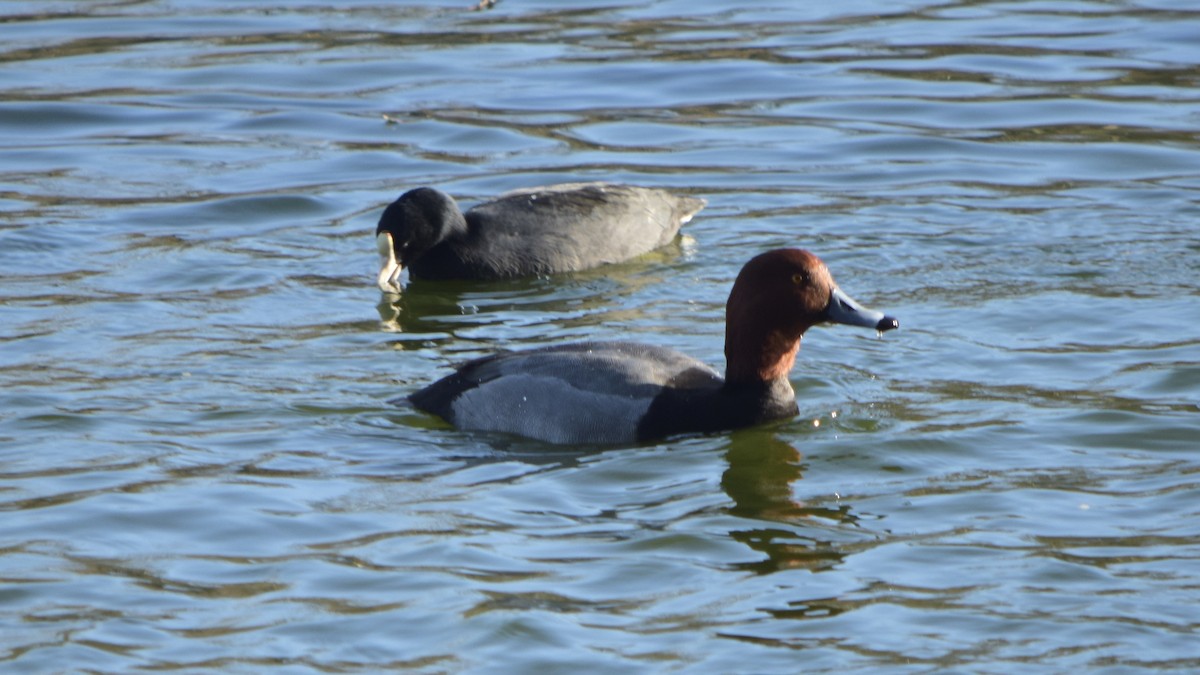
left=406, top=248, right=898, bottom=444
left=376, top=182, right=705, bottom=293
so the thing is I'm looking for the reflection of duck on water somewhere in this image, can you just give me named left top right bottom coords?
left=722, top=429, right=858, bottom=574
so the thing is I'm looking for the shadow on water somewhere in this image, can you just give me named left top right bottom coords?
left=722, top=428, right=859, bottom=575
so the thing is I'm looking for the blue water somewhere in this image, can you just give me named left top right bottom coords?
left=2, top=0, right=1199, bottom=671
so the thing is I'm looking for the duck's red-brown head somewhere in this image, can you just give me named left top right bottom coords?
left=724, top=248, right=898, bottom=384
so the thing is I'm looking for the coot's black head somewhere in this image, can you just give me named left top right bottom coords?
left=375, top=188, right=466, bottom=293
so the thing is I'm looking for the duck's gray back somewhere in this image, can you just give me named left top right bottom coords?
left=462, top=183, right=705, bottom=277
left=410, top=341, right=721, bottom=444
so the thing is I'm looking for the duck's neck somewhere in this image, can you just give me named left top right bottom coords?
left=724, top=323, right=803, bottom=387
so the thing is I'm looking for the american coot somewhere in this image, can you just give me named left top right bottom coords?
left=406, top=248, right=899, bottom=444
left=375, top=182, right=706, bottom=293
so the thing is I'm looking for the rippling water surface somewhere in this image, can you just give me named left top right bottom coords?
left=3, top=0, right=1199, bottom=671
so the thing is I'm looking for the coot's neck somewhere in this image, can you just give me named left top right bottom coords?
left=439, top=209, right=470, bottom=242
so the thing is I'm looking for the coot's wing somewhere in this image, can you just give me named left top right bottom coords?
left=458, top=183, right=705, bottom=277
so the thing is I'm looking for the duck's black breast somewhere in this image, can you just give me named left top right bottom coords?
left=635, top=376, right=798, bottom=442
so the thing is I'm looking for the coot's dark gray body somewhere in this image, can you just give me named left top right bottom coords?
left=375, top=182, right=706, bottom=292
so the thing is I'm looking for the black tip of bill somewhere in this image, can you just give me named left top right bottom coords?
left=875, top=316, right=899, bottom=332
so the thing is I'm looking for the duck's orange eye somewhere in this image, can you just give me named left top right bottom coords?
left=791, top=272, right=809, bottom=286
